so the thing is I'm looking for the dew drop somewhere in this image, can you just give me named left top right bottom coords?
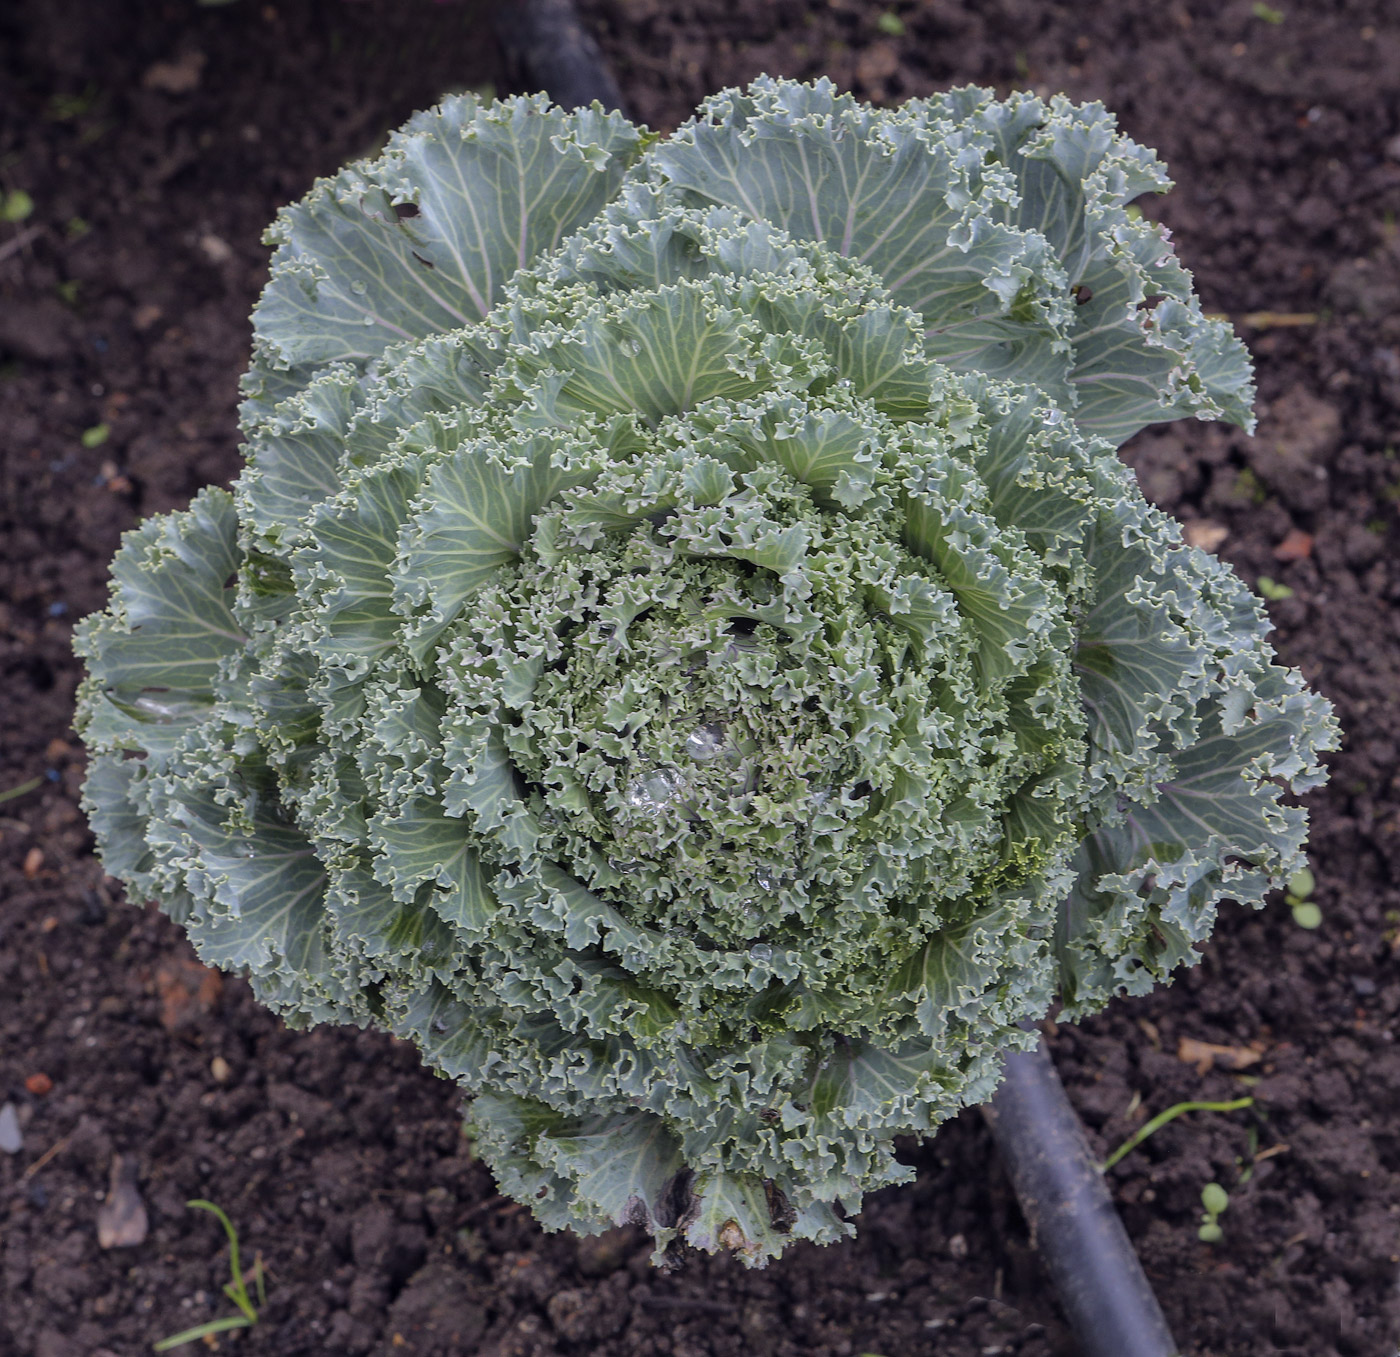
left=748, top=943, right=773, bottom=962
left=625, top=767, right=684, bottom=814
left=131, top=695, right=184, bottom=723
left=361, top=314, right=376, bottom=326
left=685, top=722, right=725, bottom=761
left=350, top=280, right=368, bottom=295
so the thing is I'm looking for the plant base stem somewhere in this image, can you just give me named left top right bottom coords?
left=495, top=0, right=629, bottom=115
left=983, top=1036, right=1178, bottom=1357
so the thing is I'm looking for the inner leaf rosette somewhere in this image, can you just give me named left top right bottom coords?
left=429, top=406, right=1083, bottom=1009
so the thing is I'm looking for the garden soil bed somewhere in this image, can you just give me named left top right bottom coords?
left=2, top=1, right=1399, bottom=1354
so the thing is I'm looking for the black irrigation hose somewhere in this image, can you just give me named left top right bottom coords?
left=984, top=1036, right=1180, bottom=1357
left=495, top=0, right=629, bottom=116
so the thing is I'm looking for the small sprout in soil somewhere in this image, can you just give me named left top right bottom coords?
left=152, top=1200, right=265, bottom=1352
left=1256, top=575, right=1294, bottom=601
left=47, top=85, right=98, bottom=121
left=1251, top=1, right=1285, bottom=21
left=876, top=11, right=904, bottom=36
left=1198, top=1182, right=1230, bottom=1242
left=1, top=189, right=34, bottom=223
left=0, top=775, right=43, bottom=806
left=55, top=279, right=80, bottom=305
left=1100, top=1097, right=1254, bottom=1173
left=1285, top=864, right=1321, bottom=928
left=1234, top=467, right=1268, bottom=505
left=66, top=215, right=90, bottom=239
left=81, top=423, right=110, bottom=449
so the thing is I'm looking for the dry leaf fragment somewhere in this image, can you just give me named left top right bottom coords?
left=1183, top=520, right=1229, bottom=552
left=1273, top=529, right=1314, bottom=560
left=855, top=42, right=900, bottom=85
left=24, top=1072, right=53, bottom=1096
left=142, top=50, right=206, bottom=95
left=155, top=954, right=224, bottom=1033
left=1177, top=1036, right=1264, bottom=1074
left=198, top=233, right=234, bottom=265
left=97, top=1155, right=148, bottom=1248
left=22, top=847, right=43, bottom=878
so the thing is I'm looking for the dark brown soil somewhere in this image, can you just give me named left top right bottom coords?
left=3, top=2, right=1399, bottom=1355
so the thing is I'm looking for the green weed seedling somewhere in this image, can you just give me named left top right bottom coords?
left=1256, top=575, right=1295, bottom=601
left=153, top=1200, right=265, bottom=1352
left=1198, top=1182, right=1230, bottom=1242
left=1100, top=1097, right=1254, bottom=1173
left=1285, top=865, right=1321, bottom=929
left=1, top=189, right=34, bottom=223
left=0, top=776, right=43, bottom=806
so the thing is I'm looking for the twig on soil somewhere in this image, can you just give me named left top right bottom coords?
left=458, top=1193, right=521, bottom=1223
left=1201, top=309, right=1318, bottom=329
left=20, top=1135, right=69, bottom=1182
left=0, top=224, right=43, bottom=264
left=638, top=1295, right=737, bottom=1313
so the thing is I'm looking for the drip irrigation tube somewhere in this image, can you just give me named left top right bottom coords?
left=495, top=0, right=629, bottom=115
left=983, top=1036, right=1180, bottom=1357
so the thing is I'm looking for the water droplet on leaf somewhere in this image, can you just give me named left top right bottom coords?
left=685, top=723, right=725, bottom=761
left=625, top=767, right=684, bottom=815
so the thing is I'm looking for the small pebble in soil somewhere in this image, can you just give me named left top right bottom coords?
left=96, top=1155, right=148, bottom=1248
left=0, top=1102, right=22, bottom=1154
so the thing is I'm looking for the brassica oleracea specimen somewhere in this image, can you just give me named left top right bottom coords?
left=75, top=81, right=1337, bottom=1264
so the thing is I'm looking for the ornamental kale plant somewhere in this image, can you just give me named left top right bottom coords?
left=75, top=81, right=1337, bottom=1264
